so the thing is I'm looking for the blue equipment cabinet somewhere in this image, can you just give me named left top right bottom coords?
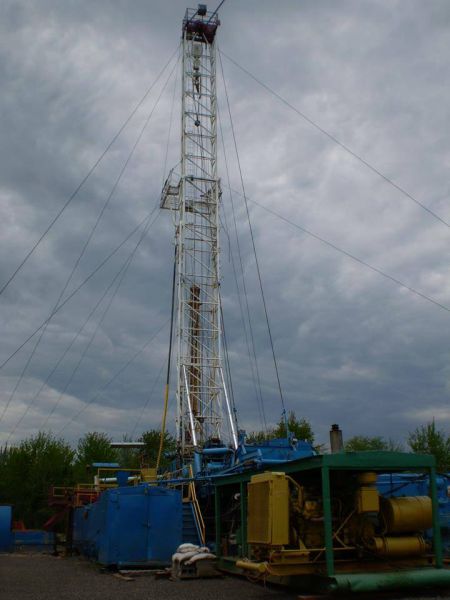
left=74, top=484, right=182, bottom=567
left=0, top=505, right=12, bottom=552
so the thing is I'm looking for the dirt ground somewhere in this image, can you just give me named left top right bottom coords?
left=1, top=553, right=449, bottom=600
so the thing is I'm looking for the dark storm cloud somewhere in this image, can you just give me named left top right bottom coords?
left=0, top=0, right=449, bottom=447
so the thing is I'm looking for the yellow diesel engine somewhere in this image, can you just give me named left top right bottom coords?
left=246, top=471, right=433, bottom=566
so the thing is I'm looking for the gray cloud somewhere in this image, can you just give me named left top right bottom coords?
left=0, top=0, right=449, bottom=448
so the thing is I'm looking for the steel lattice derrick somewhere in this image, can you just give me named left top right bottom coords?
left=161, top=6, right=237, bottom=456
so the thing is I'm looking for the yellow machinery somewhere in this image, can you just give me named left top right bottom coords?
left=247, top=472, right=289, bottom=546
left=215, top=452, right=450, bottom=593
left=355, top=471, right=379, bottom=513
left=246, top=471, right=432, bottom=568
left=381, top=495, right=432, bottom=533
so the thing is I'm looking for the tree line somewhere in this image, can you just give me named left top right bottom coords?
left=0, top=416, right=448, bottom=528
left=248, top=412, right=450, bottom=472
left=0, top=430, right=175, bottom=528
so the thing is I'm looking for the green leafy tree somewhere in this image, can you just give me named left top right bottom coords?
left=140, top=429, right=176, bottom=469
left=344, top=435, right=402, bottom=452
left=246, top=412, right=314, bottom=444
left=274, top=411, right=314, bottom=443
left=115, top=434, right=141, bottom=470
left=0, top=432, right=74, bottom=527
left=73, top=432, right=118, bottom=482
left=408, top=421, right=450, bottom=472
left=246, top=430, right=268, bottom=444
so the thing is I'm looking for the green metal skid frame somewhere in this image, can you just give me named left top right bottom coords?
left=213, top=452, right=444, bottom=579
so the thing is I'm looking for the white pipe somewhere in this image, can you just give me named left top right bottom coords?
left=183, top=365, right=198, bottom=446
left=220, top=368, right=238, bottom=449
left=99, top=476, right=139, bottom=483
left=110, top=442, right=145, bottom=448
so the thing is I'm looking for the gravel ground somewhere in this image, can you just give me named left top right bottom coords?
left=0, top=553, right=297, bottom=600
left=1, top=553, right=449, bottom=600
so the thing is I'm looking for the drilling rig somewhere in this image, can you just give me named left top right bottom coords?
left=161, top=5, right=237, bottom=458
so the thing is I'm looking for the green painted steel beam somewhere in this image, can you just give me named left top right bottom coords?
left=239, top=481, right=248, bottom=557
left=213, top=452, right=436, bottom=487
left=329, top=569, right=450, bottom=593
left=429, top=466, right=443, bottom=568
left=321, top=466, right=334, bottom=577
left=215, top=487, right=221, bottom=554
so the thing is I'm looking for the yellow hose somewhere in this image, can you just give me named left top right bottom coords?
left=156, top=383, right=170, bottom=470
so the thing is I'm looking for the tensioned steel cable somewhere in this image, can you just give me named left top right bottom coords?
left=0, top=45, right=180, bottom=299
left=1, top=61, right=178, bottom=424
left=9, top=212, right=157, bottom=435
left=218, top=178, right=267, bottom=432
left=220, top=304, right=238, bottom=428
left=56, top=318, right=170, bottom=435
left=41, top=271, right=132, bottom=433
left=8, top=234, right=148, bottom=437
left=5, top=218, right=149, bottom=441
left=161, top=49, right=180, bottom=188
left=131, top=361, right=166, bottom=439
left=132, top=53, right=179, bottom=444
left=37, top=211, right=160, bottom=435
left=207, top=0, right=228, bottom=23
left=223, top=182, right=450, bottom=315
left=219, top=49, right=450, bottom=230
left=248, top=197, right=450, bottom=315
left=219, top=51, right=288, bottom=422
left=156, top=245, right=177, bottom=469
left=0, top=213, right=151, bottom=375
left=217, top=108, right=267, bottom=432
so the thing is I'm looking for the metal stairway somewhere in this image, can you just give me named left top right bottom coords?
left=182, top=501, right=202, bottom=545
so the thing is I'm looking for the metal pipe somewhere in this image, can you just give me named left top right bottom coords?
left=110, top=442, right=145, bottom=448
left=330, top=423, right=343, bottom=453
left=183, top=365, right=197, bottom=446
left=330, top=569, right=450, bottom=593
left=220, top=367, right=238, bottom=449
left=201, top=447, right=234, bottom=455
left=236, top=560, right=268, bottom=574
left=98, top=476, right=139, bottom=483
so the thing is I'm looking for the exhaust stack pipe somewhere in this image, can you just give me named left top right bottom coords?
left=330, top=423, right=343, bottom=453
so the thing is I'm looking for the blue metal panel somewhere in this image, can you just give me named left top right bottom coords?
left=13, top=530, right=55, bottom=550
left=73, top=506, right=86, bottom=552
left=98, top=487, right=149, bottom=565
left=233, top=435, right=316, bottom=472
left=0, top=505, right=12, bottom=552
left=74, top=484, right=182, bottom=566
left=147, top=487, right=182, bottom=563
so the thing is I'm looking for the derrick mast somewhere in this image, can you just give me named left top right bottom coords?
left=161, top=5, right=237, bottom=456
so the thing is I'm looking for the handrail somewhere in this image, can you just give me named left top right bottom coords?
left=188, top=465, right=205, bottom=545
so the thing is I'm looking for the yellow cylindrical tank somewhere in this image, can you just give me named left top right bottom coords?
left=382, top=496, right=432, bottom=533
left=368, top=535, right=427, bottom=557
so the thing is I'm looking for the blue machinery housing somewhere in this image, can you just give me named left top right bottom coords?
left=73, top=486, right=182, bottom=567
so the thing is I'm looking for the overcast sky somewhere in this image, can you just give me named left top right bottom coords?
left=0, top=0, right=449, bottom=449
